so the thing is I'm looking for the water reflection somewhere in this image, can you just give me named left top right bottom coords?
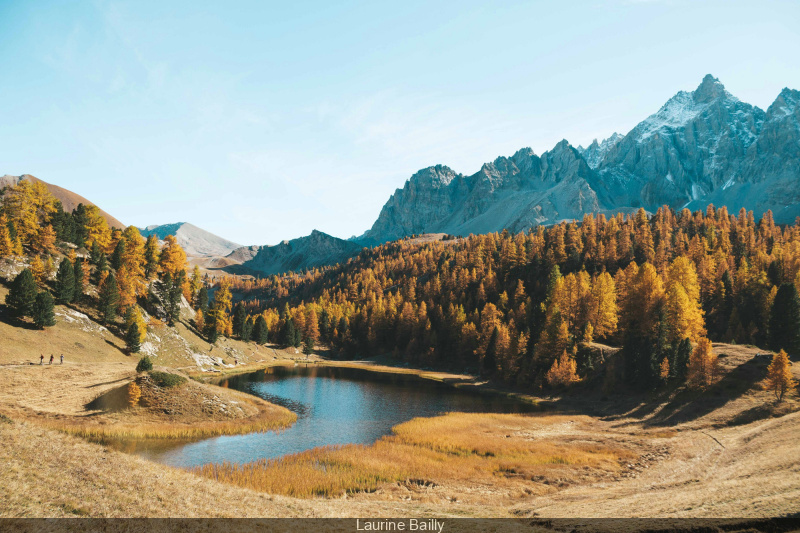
left=120, top=364, right=537, bottom=468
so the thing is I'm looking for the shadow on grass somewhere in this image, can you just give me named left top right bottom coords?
left=0, top=303, right=42, bottom=330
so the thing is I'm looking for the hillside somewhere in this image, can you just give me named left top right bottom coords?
left=139, top=222, right=242, bottom=258
left=0, top=174, right=125, bottom=230
left=224, top=229, right=363, bottom=276
left=360, top=75, right=800, bottom=244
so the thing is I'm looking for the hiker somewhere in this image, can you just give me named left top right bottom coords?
left=40, top=354, right=44, bottom=365
left=60, top=354, right=64, bottom=364
left=49, top=355, right=54, bottom=365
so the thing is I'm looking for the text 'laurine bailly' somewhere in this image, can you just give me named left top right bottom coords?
left=356, top=519, right=444, bottom=532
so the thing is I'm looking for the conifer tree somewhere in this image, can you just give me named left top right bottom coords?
left=144, top=234, right=159, bottom=279
left=160, top=271, right=185, bottom=327
left=55, top=258, right=75, bottom=303
left=30, top=256, right=45, bottom=286
left=195, top=308, right=205, bottom=332
left=35, top=224, right=56, bottom=253
left=98, top=271, right=120, bottom=323
left=32, top=291, right=56, bottom=328
left=6, top=268, right=37, bottom=317
left=253, top=315, right=268, bottom=344
left=545, top=350, right=580, bottom=387
left=241, top=316, right=253, bottom=342
left=232, top=302, right=247, bottom=337
left=126, top=321, right=142, bottom=353
left=110, top=237, right=125, bottom=271
left=764, top=350, right=797, bottom=401
left=303, top=335, right=314, bottom=357
left=125, top=306, right=148, bottom=345
left=197, top=286, right=209, bottom=313
left=687, top=337, right=719, bottom=390
left=73, top=258, right=85, bottom=301
left=0, top=213, right=14, bottom=257
left=768, top=283, right=800, bottom=355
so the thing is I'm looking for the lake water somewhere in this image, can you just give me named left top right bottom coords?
left=125, top=364, right=537, bottom=468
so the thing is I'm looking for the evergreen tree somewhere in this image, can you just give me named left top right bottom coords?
left=110, top=238, right=125, bottom=270
left=292, top=327, right=302, bottom=350
left=232, top=302, right=247, bottom=338
left=93, top=253, right=108, bottom=284
left=159, top=271, right=185, bottom=326
left=768, top=283, right=800, bottom=355
left=144, top=234, right=159, bottom=278
left=98, top=272, right=120, bottom=323
left=253, top=315, right=268, bottom=344
left=303, top=335, right=314, bottom=357
left=281, top=318, right=296, bottom=346
left=197, top=286, right=209, bottom=313
left=90, top=240, right=103, bottom=265
left=73, top=258, right=85, bottom=301
left=6, top=268, right=37, bottom=317
left=32, top=291, right=56, bottom=328
left=241, top=316, right=253, bottom=342
left=126, top=321, right=142, bottom=353
left=72, top=204, right=88, bottom=248
left=55, top=258, right=75, bottom=303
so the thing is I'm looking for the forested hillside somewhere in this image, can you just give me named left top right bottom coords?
left=225, top=206, right=800, bottom=392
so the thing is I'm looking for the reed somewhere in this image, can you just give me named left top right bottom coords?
left=193, top=413, right=634, bottom=499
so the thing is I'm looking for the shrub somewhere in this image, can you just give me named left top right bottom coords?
left=148, top=370, right=187, bottom=388
left=136, top=356, right=153, bottom=373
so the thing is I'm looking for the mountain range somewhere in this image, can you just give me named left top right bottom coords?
left=6, top=75, right=799, bottom=276
left=360, top=75, right=800, bottom=244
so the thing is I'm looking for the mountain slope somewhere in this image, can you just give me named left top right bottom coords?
left=0, top=174, right=125, bottom=229
left=226, top=230, right=363, bottom=276
left=361, top=75, right=800, bottom=244
left=139, top=222, right=242, bottom=257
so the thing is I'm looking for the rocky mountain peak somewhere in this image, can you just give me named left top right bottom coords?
left=693, top=74, right=728, bottom=103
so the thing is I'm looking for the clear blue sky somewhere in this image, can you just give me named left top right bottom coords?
left=1, top=0, right=798, bottom=245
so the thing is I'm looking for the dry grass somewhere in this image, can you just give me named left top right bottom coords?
left=38, top=406, right=296, bottom=441
left=194, top=413, right=634, bottom=501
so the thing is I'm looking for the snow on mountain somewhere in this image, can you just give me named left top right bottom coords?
left=361, top=75, right=800, bottom=244
left=139, top=222, right=242, bottom=257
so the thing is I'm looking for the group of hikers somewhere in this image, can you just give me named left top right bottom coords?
left=39, top=354, right=63, bottom=365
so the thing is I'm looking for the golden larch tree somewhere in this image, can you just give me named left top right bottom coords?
left=764, top=350, right=797, bottom=401
left=687, top=337, right=719, bottom=389
left=546, top=350, right=580, bottom=387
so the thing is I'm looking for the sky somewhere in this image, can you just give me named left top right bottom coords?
left=0, top=0, right=798, bottom=246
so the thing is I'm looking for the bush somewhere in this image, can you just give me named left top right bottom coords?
left=148, top=371, right=187, bottom=388
left=136, top=356, right=153, bottom=373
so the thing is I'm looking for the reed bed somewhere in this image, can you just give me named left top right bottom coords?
left=193, top=413, right=634, bottom=499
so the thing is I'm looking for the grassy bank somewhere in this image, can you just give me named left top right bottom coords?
left=193, top=413, right=635, bottom=502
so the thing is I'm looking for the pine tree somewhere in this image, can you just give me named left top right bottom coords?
left=764, top=350, right=797, bottom=401
left=32, top=291, right=56, bottom=329
left=197, top=286, right=209, bottom=313
left=768, top=283, right=800, bottom=355
left=55, top=258, right=75, bottom=303
left=232, top=303, right=247, bottom=337
left=110, top=238, right=125, bottom=270
left=6, top=268, right=37, bottom=317
left=73, top=258, right=85, bottom=301
left=253, top=315, right=268, bottom=344
left=159, top=271, right=185, bottom=327
left=144, top=234, right=159, bottom=278
left=303, top=335, right=314, bottom=357
left=126, top=321, right=142, bottom=353
left=241, top=316, right=253, bottom=342
left=98, top=272, right=120, bottom=323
